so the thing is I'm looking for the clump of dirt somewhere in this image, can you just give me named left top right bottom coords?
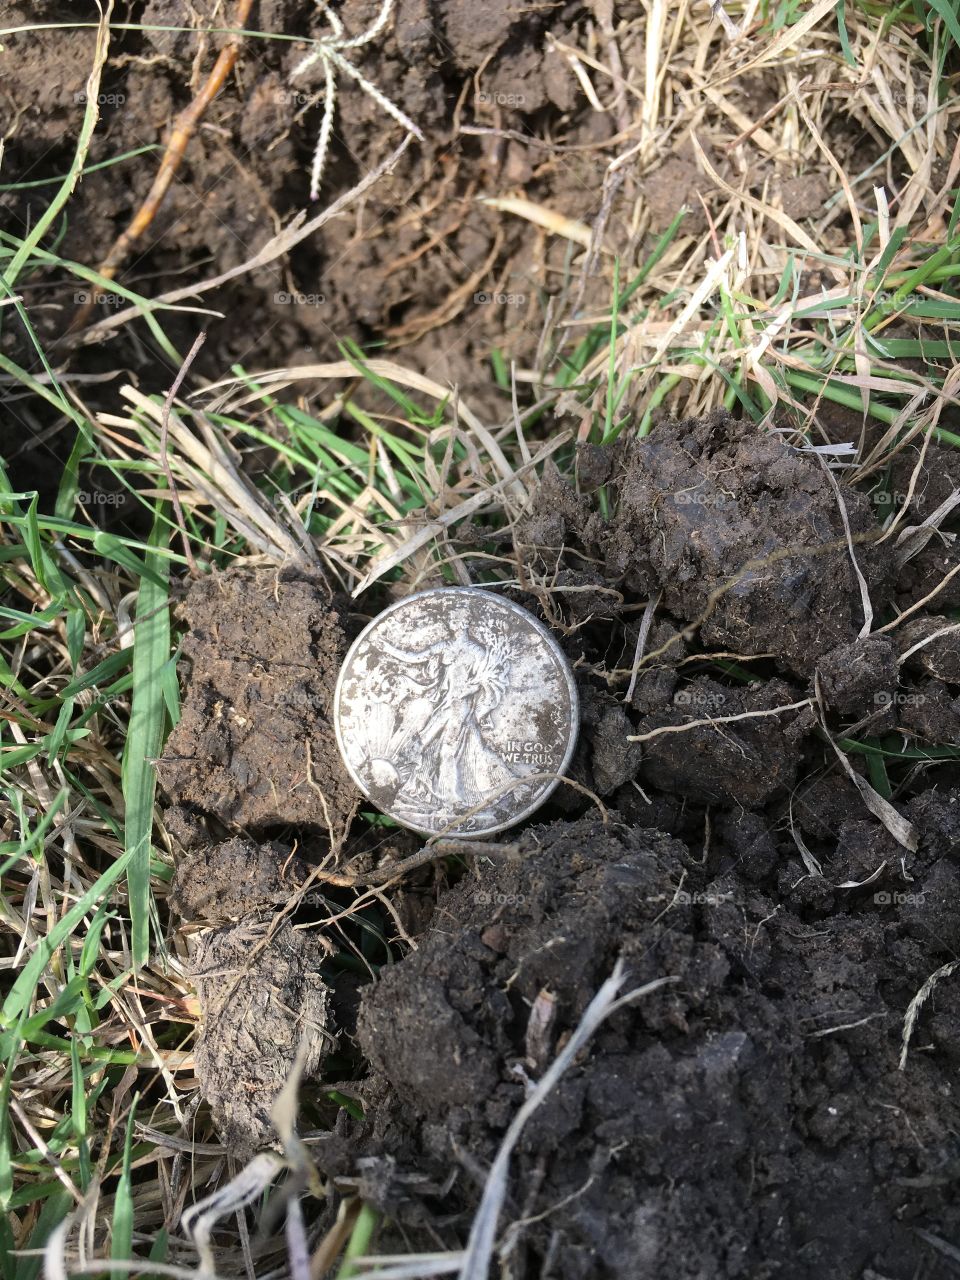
left=157, top=566, right=359, bottom=832
left=641, top=145, right=714, bottom=234
left=168, top=834, right=335, bottom=1155
left=513, top=410, right=959, bottom=810
left=169, top=834, right=313, bottom=922
left=355, top=812, right=960, bottom=1279
left=2, top=0, right=585, bottom=390
left=190, top=916, right=335, bottom=1156
left=815, top=634, right=898, bottom=719
left=524, top=410, right=891, bottom=676
left=629, top=673, right=803, bottom=806
left=898, top=614, right=960, bottom=682
left=335, top=413, right=960, bottom=1276
left=899, top=679, right=960, bottom=744
left=156, top=567, right=358, bottom=1147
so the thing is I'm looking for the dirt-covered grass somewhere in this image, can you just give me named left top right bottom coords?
left=2, top=1, right=960, bottom=1277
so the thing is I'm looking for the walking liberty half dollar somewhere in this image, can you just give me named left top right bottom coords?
left=333, top=587, right=580, bottom=837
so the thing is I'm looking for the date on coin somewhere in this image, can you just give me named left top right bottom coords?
left=333, top=587, right=579, bottom=837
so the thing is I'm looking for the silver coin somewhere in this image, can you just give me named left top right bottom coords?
left=333, top=587, right=580, bottom=837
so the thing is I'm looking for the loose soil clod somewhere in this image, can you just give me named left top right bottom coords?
left=523, top=411, right=891, bottom=675
left=190, top=917, right=335, bottom=1156
left=169, top=835, right=314, bottom=923
left=157, top=567, right=359, bottom=832
left=168, top=835, right=335, bottom=1155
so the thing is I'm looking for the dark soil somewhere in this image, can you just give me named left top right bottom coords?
left=158, top=411, right=960, bottom=1278
left=169, top=833, right=315, bottom=922
left=6, top=1, right=959, bottom=1272
left=356, top=812, right=960, bottom=1280
left=527, top=411, right=892, bottom=675
left=1, top=0, right=878, bottom=435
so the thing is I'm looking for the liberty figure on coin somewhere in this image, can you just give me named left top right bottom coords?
left=377, top=620, right=518, bottom=810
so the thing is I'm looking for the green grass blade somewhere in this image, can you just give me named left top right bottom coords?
left=0, top=144, right=159, bottom=192
left=337, top=1203, right=380, bottom=1279
left=603, top=257, right=621, bottom=443
left=111, top=1095, right=138, bottom=1280
left=16, top=1188, right=73, bottom=1280
left=120, top=502, right=172, bottom=967
left=0, top=847, right=134, bottom=1027
left=0, top=1016, right=23, bottom=1210
left=836, top=0, right=855, bottom=63
left=926, top=0, right=960, bottom=48
left=70, top=1036, right=87, bottom=1141
left=1, top=12, right=110, bottom=289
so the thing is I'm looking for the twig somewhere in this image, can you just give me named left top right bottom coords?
left=814, top=674, right=918, bottom=852
left=74, top=137, right=413, bottom=345
left=876, top=561, right=960, bottom=633
left=817, top=457, right=874, bottom=638
left=302, top=840, right=522, bottom=889
left=70, top=0, right=255, bottom=334
left=624, top=593, right=660, bottom=705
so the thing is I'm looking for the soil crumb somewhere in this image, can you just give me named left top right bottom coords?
left=157, top=566, right=359, bottom=832
left=169, top=835, right=313, bottom=922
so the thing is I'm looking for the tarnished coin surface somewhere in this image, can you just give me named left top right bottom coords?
left=333, top=587, right=579, bottom=837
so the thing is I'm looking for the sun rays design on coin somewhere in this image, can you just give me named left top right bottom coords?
left=333, top=587, right=580, bottom=837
